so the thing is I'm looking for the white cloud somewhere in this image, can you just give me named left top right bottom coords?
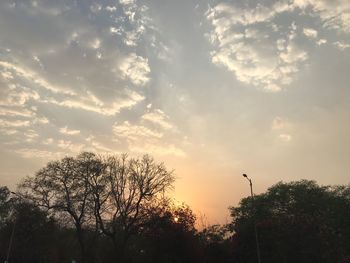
left=0, top=107, right=34, bottom=118
left=206, top=2, right=293, bottom=27
left=0, top=61, right=74, bottom=95
left=113, top=121, right=163, bottom=141
left=57, top=139, right=85, bottom=153
left=119, top=53, right=150, bottom=86
left=303, top=27, right=318, bottom=38
left=279, top=133, right=292, bottom=142
left=0, top=119, right=30, bottom=128
left=85, top=135, right=114, bottom=153
left=105, top=6, right=117, bottom=12
left=293, top=0, right=350, bottom=32
left=59, top=126, right=80, bottom=135
left=24, top=129, right=39, bottom=141
left=119, top=0, right=135, bottom=6
left=280, top=43, right=308, bottom=63
left=110, top=27, right=122, bottom=35
left=206, top=2, right=313, bottom=91
left=333, top=41, right=350, bottom=50
left=42, top=89, right=144, bottom=116
left=90, top=38, right=101, bottom=49
left=124, top=26, right=145, bottom=46
left=113, top=118, right=185, bottom=157
left=34, top=116, right=49, bottom=124
left=317, top=39, right=327, bottom=45
left=142, top=109, right=174, bottom=130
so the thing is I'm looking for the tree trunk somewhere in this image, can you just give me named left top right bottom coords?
left=112, top=236, right=128, bottom=263
left=76, top=224, right=86, bottom=263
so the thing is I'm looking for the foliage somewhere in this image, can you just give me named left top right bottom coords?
left=229, top=180, right=350, bottom=263
left=2, top=155, right=350, bottom=263
left=18, top=152, right=175, bottom=262
left=0, top=186, right=10, bottom=224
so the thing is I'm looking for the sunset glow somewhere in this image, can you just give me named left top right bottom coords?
left=1, top=0, right=350, bottom=225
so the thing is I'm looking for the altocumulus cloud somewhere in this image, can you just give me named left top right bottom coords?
left=205, top=0, right=350, bottom=92
left=0, top=0, right=186, bottom=159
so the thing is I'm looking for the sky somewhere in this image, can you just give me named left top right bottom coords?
left=0, top=0, right=350, bottom=224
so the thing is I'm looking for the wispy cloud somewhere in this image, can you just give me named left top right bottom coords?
left=142, top=109, right=174, bottom=130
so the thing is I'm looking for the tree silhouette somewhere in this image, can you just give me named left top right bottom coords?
left=19, top=152, right=104, bottom=263
left=19, top=152, right=175, bottom=262
left=229, top=180, right=350, bottom=263
left=90, top=154, right=175, bottom=261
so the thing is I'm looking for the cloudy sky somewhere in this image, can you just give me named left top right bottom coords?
left=1, top=0, right=350, bottom=223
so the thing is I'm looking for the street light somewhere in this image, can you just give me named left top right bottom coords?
left=5, top=191, right=20, bottom=263
left=242, top=174, right=261, bottom=263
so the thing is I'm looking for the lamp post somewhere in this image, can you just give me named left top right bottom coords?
left=242, top=174, right=261, bottom=263
left=5, top=192, right=20, bottom=263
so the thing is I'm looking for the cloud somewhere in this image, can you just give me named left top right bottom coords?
left=317, top=39, right=327, bottom=46
left=119, top=53, right=151, bottom=86
left=0, top=107, right=34, bottom=118
left=205, top=0, right=350, bottom=91
left=0, top=0, right=188, bottom=164
left=333, top=41, right=350, bottom=50
left=85, top=135, right=114, bottom=153
left=113, top=113, right=185, bottom=157
left=57, top=139, right=85, bottom=153
left=142, top=109, right=174, bottom=130
left=272, top=117, right=293, bottom=142
left=206, top=3, right=310, bottom=92
left=113, top=121, right=163, bottom=141
left=120, top=0, right=136, bottom=6
left=24, top=129, right=39, bottom=142
left=43, top=89, right=144, bottom=116
left=59, top=126, right=80, bottom=135
left=303, top=27, right=318, bottom=38
left=279, top=133, right=292, bottom=142
left=293, top=0, right=350, bottom=32
left=89, top=38, right=101, bottom=49
left=0, top=119, right=30, bottom=128
left=105, top=6, right=117, bottom=12
left=0, top=61, right=74, bottom=95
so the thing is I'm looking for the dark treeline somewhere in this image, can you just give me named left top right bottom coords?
left=0, top=152, right=350, bottom=263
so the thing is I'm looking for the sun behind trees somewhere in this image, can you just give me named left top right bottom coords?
left=19, top=152, right=176, bottom=263
left=1, top=153, right=350, bottom=263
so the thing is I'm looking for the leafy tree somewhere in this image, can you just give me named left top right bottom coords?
left=0, top=186, right=10, bottom=224
left=229, top=180, right=350, bottom=263
left=0, top=199, right=64, bottom=263
left=131, top=200, right=198, bottom=263
left=198, top=224, right=232, bottom=263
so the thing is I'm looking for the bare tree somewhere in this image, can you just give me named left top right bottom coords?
left=19, top=152, right=104, bottom=263
left=90, top=154, right=175, bottom=260
left=19, top=152, right=174, bottom=262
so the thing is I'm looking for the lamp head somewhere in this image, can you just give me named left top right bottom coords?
left=242, top=174, right=248, bottom=178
